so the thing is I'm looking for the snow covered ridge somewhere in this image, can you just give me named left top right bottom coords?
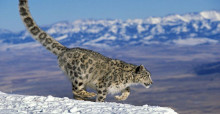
left=0, top=91, right=178, bottom=114
left=0, top=10, right=219, bottom=50
left=146, top=10, right=220, bottom=24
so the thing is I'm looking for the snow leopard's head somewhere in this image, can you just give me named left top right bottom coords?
left=134, top=65, right=153, bottom=88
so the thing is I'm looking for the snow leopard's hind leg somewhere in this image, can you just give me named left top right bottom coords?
left=71, top=82, right=96, bottom=101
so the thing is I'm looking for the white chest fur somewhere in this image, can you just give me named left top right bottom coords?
left=107, top=83, right=132, bottom=94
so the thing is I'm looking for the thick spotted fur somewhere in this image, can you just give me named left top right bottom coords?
left=19, top=0, right=153, bottom=102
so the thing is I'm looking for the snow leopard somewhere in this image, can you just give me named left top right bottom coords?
left=19, top=0, right=153, bottom=102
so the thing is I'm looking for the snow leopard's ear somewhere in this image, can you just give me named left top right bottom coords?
left=135, top=65, right=145, bottom=73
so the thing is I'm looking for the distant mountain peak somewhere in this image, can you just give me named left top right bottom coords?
left=145, top=10, right=220, bottom=24
left=199, top=10, right=220, bottom=21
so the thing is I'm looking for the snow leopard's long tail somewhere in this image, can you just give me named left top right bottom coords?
left=18, top=0, right=68, bottom=56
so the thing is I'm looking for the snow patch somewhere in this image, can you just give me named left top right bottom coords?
left=173, top=38, right=218, bottom=46
left=0, top=42, right=41, bottom=51
left=200, top=11, right=220, bottom=21
left=0, top=91, right=178, bottom=114
left=146, top=17, right=161, bottom=24
left=212, top=23, right=220, bottom=34
left=151, top=25, right=164, bottom=35
left=137, top=24, right=145, bottom=33
left=109, top=25, right=118, bottom=34
left=171, top=24, right=188, bottom=33
left=55, top=34, right=68, bottom=41
left=20, top=31, right=30, bottom=40
left=144, top=35, right=154, bottom=40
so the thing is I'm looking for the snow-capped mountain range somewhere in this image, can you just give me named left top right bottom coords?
left=0, top=10, right=219, bottom=50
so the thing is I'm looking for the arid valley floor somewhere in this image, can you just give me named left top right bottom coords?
left=0, top=45, right=220, bottom=114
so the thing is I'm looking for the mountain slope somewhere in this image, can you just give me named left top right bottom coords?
left=0, top=91, right=177, bottom=114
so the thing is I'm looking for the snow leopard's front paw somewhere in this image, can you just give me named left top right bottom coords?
left=73, top=90, right=96, bottom=98
left=114, top=95, right=128, bottom=101
left=86, top=92, right=97, bottom=98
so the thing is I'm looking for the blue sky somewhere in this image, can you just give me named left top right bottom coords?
left=0, top=0, right=219, bottom=32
